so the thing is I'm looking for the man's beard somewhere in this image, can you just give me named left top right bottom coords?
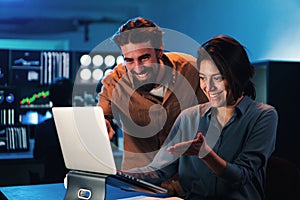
left=136, top=83, right=156, bottom=92
left=133, top=75, right=156, bottom=92
left=132, top=67, right=157, bottom=92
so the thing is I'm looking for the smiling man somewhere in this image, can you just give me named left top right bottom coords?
left=97, top=17, right=207, bottom=172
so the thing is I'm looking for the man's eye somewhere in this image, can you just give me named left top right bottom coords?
left=139, top=55, right=150, bottom=62
left=199, top=75, right=205, bottom=80
left=141, top=57, right=149, bottom=61
left=125, top=59, right=133, bottom=63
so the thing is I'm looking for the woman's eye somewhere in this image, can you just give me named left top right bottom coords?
left=214, top=76, right=223, bottom=81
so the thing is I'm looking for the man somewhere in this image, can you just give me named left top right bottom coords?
left=98, top=17, right=207, bottom=170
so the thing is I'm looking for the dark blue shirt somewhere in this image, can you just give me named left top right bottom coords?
left=129, top=96, right=278, bottom=199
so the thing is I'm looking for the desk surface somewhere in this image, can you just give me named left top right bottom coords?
left=0, top=183, right=168, bottom=200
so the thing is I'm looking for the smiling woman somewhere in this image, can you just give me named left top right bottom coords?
left=124, top=35, right=278, bottom=200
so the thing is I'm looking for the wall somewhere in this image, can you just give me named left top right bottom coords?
left=1, top=0, right=300, bottom=62
left=140, top=0, right=300, bottom=62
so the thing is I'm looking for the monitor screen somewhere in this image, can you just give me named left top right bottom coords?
left=10, top=50, right=71, bottom=85
left=0, top=86, right=18, bottom=125
left=10, top=50, right=41, bottom=85
left=17, top=86, right=52, bottom=125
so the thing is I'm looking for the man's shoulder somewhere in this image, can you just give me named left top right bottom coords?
left=164, top=52, right=196, bottom=64
left=163, top=52, right=198, bottom=79
left=164, top=52, right=197, bottom=73
left=101, top=64, right=127, bottom=83
left=109, top=64, right=127, bottom=76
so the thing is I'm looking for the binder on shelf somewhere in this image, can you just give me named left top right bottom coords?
left=0, top=126, right=29, bottom=152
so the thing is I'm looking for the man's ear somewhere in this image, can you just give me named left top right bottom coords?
left=160, top=43, right=164, bottom=52
left=157, top=45, right=164, bottom=59
left=160, top=43, right=164, bottom=55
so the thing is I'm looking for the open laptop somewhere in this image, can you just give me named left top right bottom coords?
left=52, top=106, right=168, bottom=195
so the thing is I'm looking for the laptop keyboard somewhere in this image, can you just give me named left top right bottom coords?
left=114, top=170, right=168, bottom=194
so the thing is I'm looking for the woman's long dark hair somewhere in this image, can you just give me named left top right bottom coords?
left=197, top=35, right=256, bottom=103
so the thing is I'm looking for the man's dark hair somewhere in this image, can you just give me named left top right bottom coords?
left=112, top=17, right=163, bottom=50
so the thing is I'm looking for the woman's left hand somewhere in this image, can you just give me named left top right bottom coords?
left=167, top=132, right=205, bottom=156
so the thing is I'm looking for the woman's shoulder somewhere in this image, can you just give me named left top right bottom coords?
left=246, top=97, right=278, bottom=118
left=180, top=102, right=211, bottom=117
left=251, top=98, right=276, bottom=111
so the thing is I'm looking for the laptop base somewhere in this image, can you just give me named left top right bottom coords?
left=64, top=170, right=108, bottom=200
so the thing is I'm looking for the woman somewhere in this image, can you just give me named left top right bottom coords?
left=126, top=35, right=278, bottom=199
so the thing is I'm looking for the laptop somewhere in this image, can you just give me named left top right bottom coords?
left=52, top=106, right=168, bottom=195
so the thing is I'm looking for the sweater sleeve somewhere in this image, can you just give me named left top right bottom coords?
left=97, top=64, right=126, bottom=119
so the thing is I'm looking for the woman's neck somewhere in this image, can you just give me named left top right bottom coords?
left=216, top=96, right=243, bottom=127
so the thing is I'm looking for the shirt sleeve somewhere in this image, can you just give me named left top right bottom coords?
left=220, top=106, right=278, bottom=187
left=125, top=107, right=201, bottom=185
left=124, top=114, right=185, bottom=184
left=97, top=64, right=126, bottom=119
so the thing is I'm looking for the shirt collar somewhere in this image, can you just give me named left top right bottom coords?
left=202, top=96, right=252, bottom=118
left=235, top=96, right=252, bottom=115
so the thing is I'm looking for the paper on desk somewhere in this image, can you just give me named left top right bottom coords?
left=118, top=197, right=183, bottom=200
left=117, top=196, right=161, bottom=200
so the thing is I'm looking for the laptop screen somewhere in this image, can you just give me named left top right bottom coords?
left=52, top=106, right=117, bottom=175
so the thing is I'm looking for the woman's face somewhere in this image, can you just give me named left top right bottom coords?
left=199, top=59, right=228, bottom=108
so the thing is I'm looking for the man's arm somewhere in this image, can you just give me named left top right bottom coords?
left=97, top=64, right=126, bottom=139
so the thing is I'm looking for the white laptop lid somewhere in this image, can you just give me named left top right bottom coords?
left=52, top=106, right=117, bottom=175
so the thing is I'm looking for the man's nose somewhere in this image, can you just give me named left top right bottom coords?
left=133, top=61, right=143, bottom=72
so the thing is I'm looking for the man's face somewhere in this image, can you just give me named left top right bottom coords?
left=120, top=41, right=160, bottom=85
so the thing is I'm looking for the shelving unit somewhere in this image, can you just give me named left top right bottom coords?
left=253, top=60, right=300, bottom=168
left=0, top=48, right=121, bottom=186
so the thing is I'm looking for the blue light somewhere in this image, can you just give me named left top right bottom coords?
left=6, top=93, right=15, bottom=103
left=0, top=0, right=24, bottom=2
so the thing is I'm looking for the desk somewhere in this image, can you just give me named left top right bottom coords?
left=0, top=183, right=168, bottom=200
left=0, top=140, right=45, bottom=186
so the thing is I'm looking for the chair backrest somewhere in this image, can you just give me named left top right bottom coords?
left=265, top=156, right=300, bottom=200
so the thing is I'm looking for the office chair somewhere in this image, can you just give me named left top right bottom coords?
left=265, top=156, right=300, bottom=200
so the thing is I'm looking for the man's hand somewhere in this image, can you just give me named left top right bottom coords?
left=105, top=119, right=115, bottom=140
left=167, top=133, right=205, bottom=156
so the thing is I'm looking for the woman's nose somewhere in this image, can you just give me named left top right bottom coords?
left=207, top=79, right=216, bottom=91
